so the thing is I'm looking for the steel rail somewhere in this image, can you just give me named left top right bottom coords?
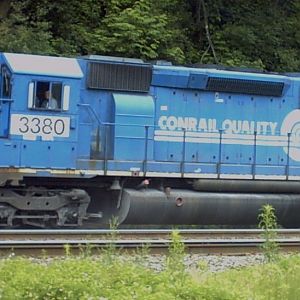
left=0, top=229, right=299, bottom=255
left=1, top=228, right=300, bottom=239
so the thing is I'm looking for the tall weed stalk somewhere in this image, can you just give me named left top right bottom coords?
left=258, top=204, right=279, bottom=262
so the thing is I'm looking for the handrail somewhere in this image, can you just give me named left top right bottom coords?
left=286, top=132, right=291, bottom=179
left=78, top=103, right=154, bottom=128
left=0, top=98, right=13, bottom=102
left=252, top=131, right=257, bottom=178
left=77, top=103, right=104, bottom=126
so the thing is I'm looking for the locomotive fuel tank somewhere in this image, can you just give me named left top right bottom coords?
left=115, top=188, right=300, bottom=227
left=84, top=178, right=300, bottom=227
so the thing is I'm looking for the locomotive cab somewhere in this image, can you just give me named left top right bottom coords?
left=0, top=53, right=90, bottom=228
left=0, top=53, right=83, bottom=170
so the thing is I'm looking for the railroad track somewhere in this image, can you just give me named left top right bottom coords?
left=0, top=229, right=300, bottom=256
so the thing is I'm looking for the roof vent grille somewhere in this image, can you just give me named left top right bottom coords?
left=206, top=77, right=284, bottom=96
left=87, top=62, right=152, bottom=92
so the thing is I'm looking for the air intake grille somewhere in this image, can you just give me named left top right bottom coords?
left=206, top=77, right=284, bottom=96
left=87, top=62, right=152, bottom=92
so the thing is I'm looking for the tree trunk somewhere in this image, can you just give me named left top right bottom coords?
left=0, top=0, right=11, bottom=18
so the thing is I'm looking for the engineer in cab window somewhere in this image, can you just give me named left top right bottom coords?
left=41, top=90, right=58, bottom=109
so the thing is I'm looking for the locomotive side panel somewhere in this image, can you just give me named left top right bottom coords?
left=152, top=65, right=300, bottom=179
left=76, top=56, right=154, bottom=174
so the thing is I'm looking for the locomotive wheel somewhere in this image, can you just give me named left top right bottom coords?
left=0, top=187, right=90, bottom=228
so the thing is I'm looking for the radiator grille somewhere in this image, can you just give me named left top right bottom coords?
left=87, top=62, right=152, bottom=92
left=206, top=77, right=284, bottom=96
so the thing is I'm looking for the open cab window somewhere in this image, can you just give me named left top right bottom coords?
left=1, top=65, right=11, bottom=98
left=28, top=81, right=70, bottom=111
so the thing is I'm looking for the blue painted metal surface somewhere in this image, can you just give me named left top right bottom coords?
left=1, top=52, right=300, bottom=180
left=0, top=98, right=11, bottom=137
left=112, top=93, right=154, bottom=161
left=0, top=53, right=82, bottom=170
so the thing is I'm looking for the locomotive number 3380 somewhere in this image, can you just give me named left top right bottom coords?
left=10, top=114, right=70, bottom=140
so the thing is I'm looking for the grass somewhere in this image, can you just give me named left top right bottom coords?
left=0, top=251, right=300, bottom=299
left=0, top=229, right=298, bottom=300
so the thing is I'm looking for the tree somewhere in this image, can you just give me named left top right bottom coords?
left=89, top=0, right=191, bottom=63
left=1, top=0, right=300, bottom=71
left=0, top=0, right=54, bottom=54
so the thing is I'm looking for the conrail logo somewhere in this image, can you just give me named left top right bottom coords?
left=158, top=116, right=278, bottom=135
left=155, top=109, right=300, bottom=162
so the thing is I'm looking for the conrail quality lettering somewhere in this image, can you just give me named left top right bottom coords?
left=158, top=116, right=278, bottom=135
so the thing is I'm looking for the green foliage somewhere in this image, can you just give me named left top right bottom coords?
left=101, top=215, right=120, bottom=264
left=201, top=255, right=300, bottom=300
left=2, top=1, right=300, bottom=70
left=2, top=235, right=300, bottom=300
left=0, top=1, right=54, bottom=54
left=166, top=230, right=185, bottom=272
left=1, top=252, right=300, bottom=299
left=205, top=0, right=300, bottom=71
left=258, top=204, right=279, bottom=262
left=92, top=0, right=186, bottom=62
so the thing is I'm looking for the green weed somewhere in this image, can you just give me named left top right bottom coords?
left=258, top=204, right=279, bottom=262
left=0, top=227, right=299, bottom=299
left=0, top=251, right=299, bottom=299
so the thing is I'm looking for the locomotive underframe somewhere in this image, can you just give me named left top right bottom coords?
left=0, top=175, right=297, bottom=228
left=0, top=187, right=90, bottom=227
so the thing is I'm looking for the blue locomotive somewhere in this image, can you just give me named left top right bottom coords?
left=1, top=52, right=300, bottom=227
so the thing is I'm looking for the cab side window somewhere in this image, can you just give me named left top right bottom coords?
left=1, top=66, right=11, bottom=98
left=31, top=81, right=62, bottom=110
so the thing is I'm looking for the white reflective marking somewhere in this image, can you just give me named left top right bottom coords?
left=154, top=136, right=183, bottom=142
left=145, top=172, right=184, bottom=178
left=107, top=171, right=133, bottom=176
left=254, top=175, right=286, bottom=180
left=215, top=98, right=224, bottom=103
left=160, top=105, right=168, bottom=111
left=155, top=130, right=288, bottom=140
left=82, top=170, right=104, bottom=175
left=287, top=176, right=300, bottom=180
left=62, top=85, right=70, bottom=111
left=27, top=82, right=34, bottom=108
left=220, top=174, right=253, bottom=179
left=183, top=173, right=218, bottom=178
left=4, top=168, right=300, bottom=181
left=154, top=132, right=291, bottom=147
left=130, top=167, right=141, bottom=171
left=18, top=168, right=37, bottom=174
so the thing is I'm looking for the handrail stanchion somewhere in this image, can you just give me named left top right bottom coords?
left=217, top=129, right=223, bottom=178
left=180, top=129, right=186, bottom=177
left=143, top=125, right=149, bottom=176
left=252, top=131, right=257, bottom=179
left=286, top=132, right=291, bottom=180
left=104, top=124, right=109, bottom=176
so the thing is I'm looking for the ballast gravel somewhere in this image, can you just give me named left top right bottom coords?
left=131, top=253, right=265, bottom=272
left=5, top=252, right=267, bottom=273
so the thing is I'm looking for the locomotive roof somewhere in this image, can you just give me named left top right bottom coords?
left=153, top=64, right=292, bottom=82
left=2, top=53, right=83, bottom=78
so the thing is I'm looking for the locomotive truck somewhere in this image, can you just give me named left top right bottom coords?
left=1, top=52, right=300, bottom=227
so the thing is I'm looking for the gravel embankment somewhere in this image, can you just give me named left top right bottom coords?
left=131, top=254, right=265, bottom=272
left=4, top=252, right=267, bottom=273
